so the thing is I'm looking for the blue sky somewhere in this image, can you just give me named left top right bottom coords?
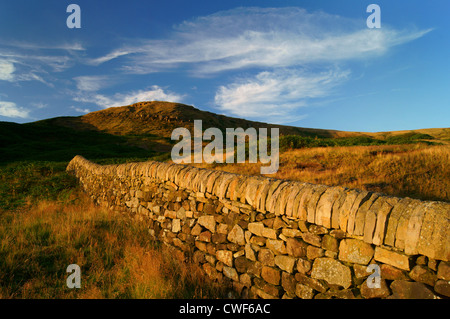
left=0, top=0, right=449, bottom=132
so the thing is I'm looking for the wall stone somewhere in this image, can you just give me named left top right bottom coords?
left=67, top=155, right=450, bottom=299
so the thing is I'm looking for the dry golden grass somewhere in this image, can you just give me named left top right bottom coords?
left=0, top=191, right=227, bottom=299
left=187, top=144, right=450, bottom=202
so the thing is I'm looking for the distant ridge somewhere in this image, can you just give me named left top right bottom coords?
left=1, top=100, right=448, bottom=163
left=46, top=101, right=363, bottom=138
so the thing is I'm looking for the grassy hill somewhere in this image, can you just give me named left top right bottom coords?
left=1, top=100, right=447, bottom=164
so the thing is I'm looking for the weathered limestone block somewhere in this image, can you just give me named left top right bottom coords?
left=172, top=219, right=181, bottom=233
left=274, top=255, right=296, bottom=273
left=198, top=215, right=216, bottom=232
left=266, top=239, right=287, bottom=255
left=330, top=189, right=348, bottom=229
left=416, top=201, right=450, bottom=261
left=301, top=232, right=321, bottom=247
left=296, top=258, right=312, bottom=274
left=227, top=224, right=245, bottom=245
left=360, top=279, right=390, bottom=299
left=253, top=179, right=271, bottom=213
left=198, top=231, right=212, bottom=242
left=223, top=265, right=239, bottom=281
left=315, top=187, right=344, bottom=228
left=393, top=199, right=422, bottom=250
left=306, top=245, right=324, bottom=260
left=374, top=247, right=411, bottom=271
left=216, top=250, right=233, bottom=267
left=263, top=180, right=283, bottom=213
left=284, top=184, right=304, bottom=218
left=295, top=283, right=314, bottom=299
left=205, top=171, right=220, bottom=194
left=339, top=238, right=374, bottom=265
left=217, top=174, right=236, bottom=200
left=384, top=198, right=412, bottom=246
left=306, top=185, right=328, bottom=224
left=434, top=280, right=450, bottom=297
left=338, top=189, right=360, bottom=233
left=281, top=272, right=296, bottom=296
left=380, top=264, right=409, bottom=281
left=389, top=280, right=437, bottom=299
left=371, top=197, right=399, bottom=246
left=281, top=228, right=301, bottom=238
left=248, top=222, right=265, bottom=237
left=261, top=266, right=281, bottom=286
left=261, top=227, right=277, bottom=239
left=286, top=238, right=307, bottom=258
left=294, top=184, right=315, bottom=221
left=267, top=181, right=290, bottom=214
left=254, top=278, right=283, bottom=298
left=275, top=183, right=295, bottom=216
left=437, top=261, right=450, bottom=280
left=245, top=244, right=257, bottom=261
left=408, top=265, right=437, bottom=287
left=321, top=234, right=339, bottom=252
left=311, top=258, right=352, bottom=289
left=198, top=170, right=214, bottom=193
left=202, top=263, right=222, bottom=281
left=258, top=248, right=275, bottom=266
left=294, top=273, right=328, bottom=293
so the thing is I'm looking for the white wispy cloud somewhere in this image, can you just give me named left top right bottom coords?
left=0, top=101, right=30, bottom=119
left=31, top=102, right=48, bottom=109
left=0, top=40, right=77, bottom=86
left=70, top=106, right=91, bottom=114
left=86, top=49, right=136, bottom=66
left=73, top=86, right=184, bottom=108
left=214, top=68, right=350, bottom=121
left=91, top=7, right=431, bottom=76
left=0, top=59, right=15, bottom=81
left=73, top=75, right=113, bottom=92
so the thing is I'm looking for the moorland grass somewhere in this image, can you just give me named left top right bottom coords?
left=0, top=190, right=228, bottom=299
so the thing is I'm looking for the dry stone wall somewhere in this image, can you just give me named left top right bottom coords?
left=67, top=155, right=450, bottom=299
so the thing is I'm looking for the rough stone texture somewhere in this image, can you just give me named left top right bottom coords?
left=296, top=258, right=312, bottom=274
left=258, top=249, right=275, bottom=266
left=437, top=261, right=450, bottom=280
left=294, top=273, right=327, bottom=293
left=434, top=280, right=450, bottom=297
left=198, top=215, right=216, bottom=233
left=295, top=283, right=314, bottom=299
left=274, top=255, right=296, bottom=273
left=261, top=266, right=281, bottom=286
left=227, top=224, right=245, bottom=245
left=216, top=250, right=233, bottom=267
left=390, top=280, right=437, bottom=299
left=301, top=232, right=321, bottom=247
left=321, top=235, right=339, bottom=252
left=360, top=279, right=390, bottom=299
left=339, top=238, right=374, bottom=265
left=66, top=155, right=450, bottom=300
left=380, top=264, right=409, bottom=281
left=408, top=265, right=437, bottom=286
left=311, top=258, right=352, bottom=289
left=374, top=247, right=411, bottom=271
left=223, top=265, right=239, bottom=281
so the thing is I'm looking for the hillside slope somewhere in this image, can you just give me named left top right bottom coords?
left=47, top=101, right=360, bottom=138
left=1, top=100, right=448, bottom=163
